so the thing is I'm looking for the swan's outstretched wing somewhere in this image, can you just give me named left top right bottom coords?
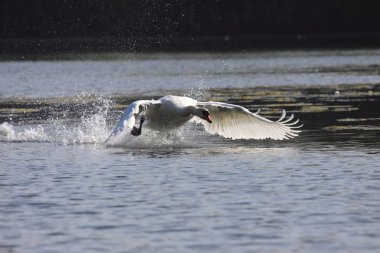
left=110, top=100, right=160, bottom=136
left=196, top=102, right=302, bottom=140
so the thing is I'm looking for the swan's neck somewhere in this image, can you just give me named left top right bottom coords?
left=186, top=106, right=202, bottom=118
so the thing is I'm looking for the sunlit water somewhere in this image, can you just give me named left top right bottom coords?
left=1, top=50, right=380, bottom=253
left=1, top=50, right=380, bottom=97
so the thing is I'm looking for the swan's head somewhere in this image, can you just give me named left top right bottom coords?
left=188, top=106, right=212, bottom=123
left=201, top=109, right=212, bottom=123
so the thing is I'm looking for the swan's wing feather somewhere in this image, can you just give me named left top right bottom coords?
left=110, top=100, right=160, bottom=136
left=196, top=101, right=302, bottom=140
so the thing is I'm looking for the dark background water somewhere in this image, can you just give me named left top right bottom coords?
left=2, top=0, right=380, bottom=53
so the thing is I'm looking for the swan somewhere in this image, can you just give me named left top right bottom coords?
left=109, top=95, right=302, bottom=140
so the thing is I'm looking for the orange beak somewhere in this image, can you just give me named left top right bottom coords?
left=206, top=115, right=212, bottom=123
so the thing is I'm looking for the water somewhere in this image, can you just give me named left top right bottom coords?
left=1, top=50, right=380, bottom=98
left=1, top=50, right=380, bottom=253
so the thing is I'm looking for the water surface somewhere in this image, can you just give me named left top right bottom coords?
left=1, top=50, right=380, bottom=253
left=1, top=49, right=380, bottom=98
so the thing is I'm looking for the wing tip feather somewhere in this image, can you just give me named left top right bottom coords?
left=278, top=110, right=303, bottom=140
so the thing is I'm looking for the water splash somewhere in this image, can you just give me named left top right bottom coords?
left=184, top=80, right=213, bottom=101
left=0, top=95, right=112, bottom=145
left=0, top=122, right=50, bottom=142
left=74, top=97, right=111, bottom=144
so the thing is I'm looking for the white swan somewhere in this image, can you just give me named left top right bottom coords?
left=109, top=95, right=302, bottom=140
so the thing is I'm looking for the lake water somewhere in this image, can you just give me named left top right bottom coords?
left=1, top=50, right=380, bottom=253
left=2, top=50, right=380, bottom=98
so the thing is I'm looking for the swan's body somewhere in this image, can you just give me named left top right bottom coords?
left=110, top=95, right=302, bottom=140
left=145, top=96, right=203, bottom=130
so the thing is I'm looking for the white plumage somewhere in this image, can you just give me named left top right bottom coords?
left=110, top=95, right=302, bottom=140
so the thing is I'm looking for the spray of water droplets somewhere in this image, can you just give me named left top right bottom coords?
left=0, top=95, right=113, bottom=145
